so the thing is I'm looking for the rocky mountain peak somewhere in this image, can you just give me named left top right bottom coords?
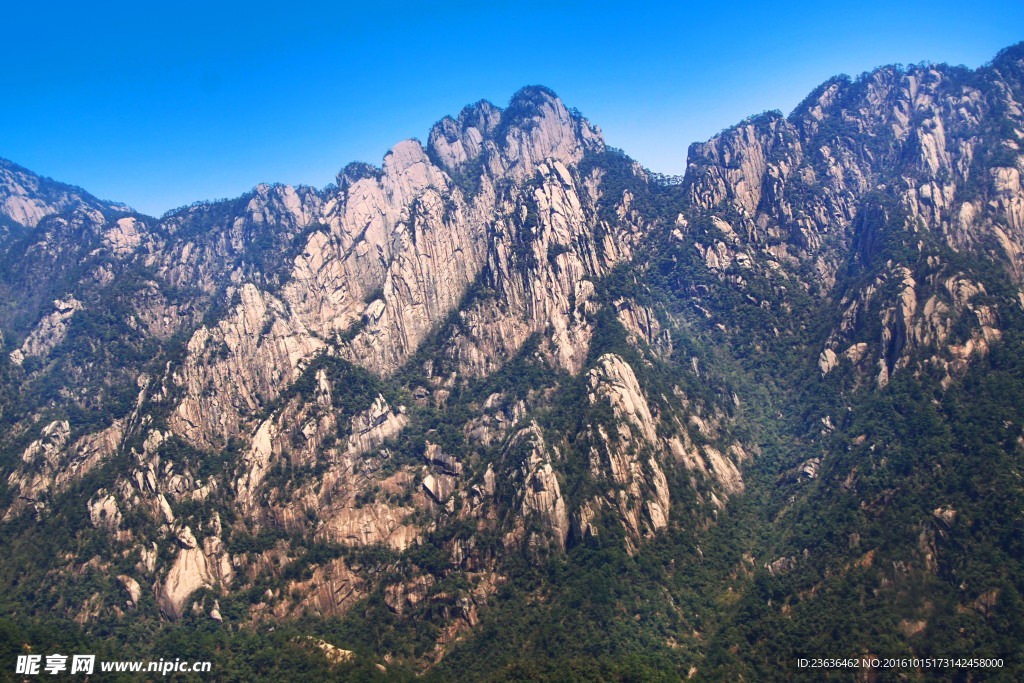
left=495, top=85, right=604, bottom=178
left=0, top=158, right=129, bottom=234
left=427, top=100, right=502, bottom=170
left=426, top=86, right=603, bottom=180
left=336, top=160, right=383, bottom=189
left=991, top=41, right=1024, bottom=73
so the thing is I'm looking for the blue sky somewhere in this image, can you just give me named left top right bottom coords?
left=2, top=1, right=1022, bottom=216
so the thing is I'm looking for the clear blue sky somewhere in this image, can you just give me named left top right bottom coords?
left=2, top=1, right=1022, bottom=216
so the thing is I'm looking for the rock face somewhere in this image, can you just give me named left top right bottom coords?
left=503, top=423, right=571, bottom=549
left=347, top=395, right=408, bottom=456
left=294, top=636, right=355, bottom=666
left=681, top=48, right=1024, bottom=388
left=584, top=354, right=671, bottom=540
left=171, top=283, right=327, bottom=449
left=5, top=420, right=123, bottom=521
left=580, top=353, right=744, bottom=542
left=16, top=297, right=83, bottom=360
left=157, top=534, right=234, bottom=618
left=1, top=45, right=1023, bottom=668
left=0, top=158, right=128, bottom=234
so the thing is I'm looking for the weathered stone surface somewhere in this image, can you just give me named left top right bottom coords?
left=347, top=395, right=409, bottom=456
left=157, top=536, right=233, bottom=618
left=117, top=575, right=142, bottom=607
left=3, top=51, right=1021, bottom=659
left=504, top=423, right=570, bottom=550
left=18, top=297, right=82, bottom=359
left=0, top=158, right=128, bottom=230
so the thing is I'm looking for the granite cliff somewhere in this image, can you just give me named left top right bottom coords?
left=1, top=44, right=1023, bottom=678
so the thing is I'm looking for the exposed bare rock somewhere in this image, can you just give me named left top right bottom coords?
left=765, top=556, right=798, bottom=576
left=818, top=348, right=839, bottom=375
left=157, top=535, right=234, bottom=619
left=104, top=216, right=144, bottom=256
left=294, top=636, right=355, bottom=666
left=587, top=354, right=659, bottom=445
left=3, top=57, right=1020, bottom=661
left=171, top=283, right=325, bottom=449
left=158, top=494, right=175, bottom=524
left=504, top=423, right=570, bottom=550
left=137, top=544, right=158, bottom=575
left=782, top=458, right=821, bottom=483
left=9, top=420, right=71, bottom=508
left=800, top=458, right=821, bottom=480
left=54, top=423, right=124, bottom=491
left=19, top=297, right=82, bottom=359
left=452, top=158, right=642, bottom=377
left=317, top=503, right=419, bottom=551
left=384, top=574, right=435, bottom=616
left=428, top=101, right=501, bottom=169
left=465, top=393, right=528, bottom=448
left=424, top=442, right=463, bottom=475
left=117, top=575, right=142, bottom=606
left=422, top=473, right=457, bottom=504
left=615, top=299, right=673, bottom=358
left=0, top=158, right=128, bottom=230
left=235, top=418, right=279, bottom=511
left=88, top=491, right=121, bottom=531
left=699, top=444, right=745, bottom=496
left=494, top=88, right=604, bottom=182
left=844, top=343, right=869, bottom=364
left=933, top=506, right=958, bottom=527
left=347, top=395, right=409, bottom=456
left=340, top=182, right=488, bottom=375
left=280, top=558, right=366, bottom=619
left=5, top=420, right=124, bottom=521
left=176, top=526, right=199, bottom=549
left=580, top=353, right=746, bottom=540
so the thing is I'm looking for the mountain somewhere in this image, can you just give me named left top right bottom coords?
left=0, top=44, right=1022, bottom=681
left=0, top=158, right=130, bottom=235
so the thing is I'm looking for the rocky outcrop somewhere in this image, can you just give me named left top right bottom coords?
left=88, top=491, right=121, bottom=531
left=428, top=88, right=603, bottom=181
left=157, top=534, right=234, bottom=618
left=336, top=147, right=488, bottom=375
left=0, top=158, right=128, bottom=232
left=117, top=575, right=142, bottom=607
left=317, top=503, right=420, bottom=551
left=294, top=636, right=355, bottom=666
left=680, top=54, right=1024, bottom=394
left=278, top=558, right=367, bottom=619
left=583, top=355, right=670, bottom=542
left=451, top=158, right=643, bottom=376
left=503, top=423, right=570, bottom=550
left=171, top=283, right=325, bottom=449
left=14, top=297, right=82, bottom=361
left=103, top=216, right=145, bottom=256
left=157, top=88, right=613, bottom=454
left=615, top=299, right=673, bottom=358
left=579, top=354, right=747, bottom=541
left=347, top=395, right=408, bottom=456
left=464, top=393, right=528, bottom=448
left=4, top=420, right=124, bottom=520
left=818, top=262, right=1004, bottom=387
